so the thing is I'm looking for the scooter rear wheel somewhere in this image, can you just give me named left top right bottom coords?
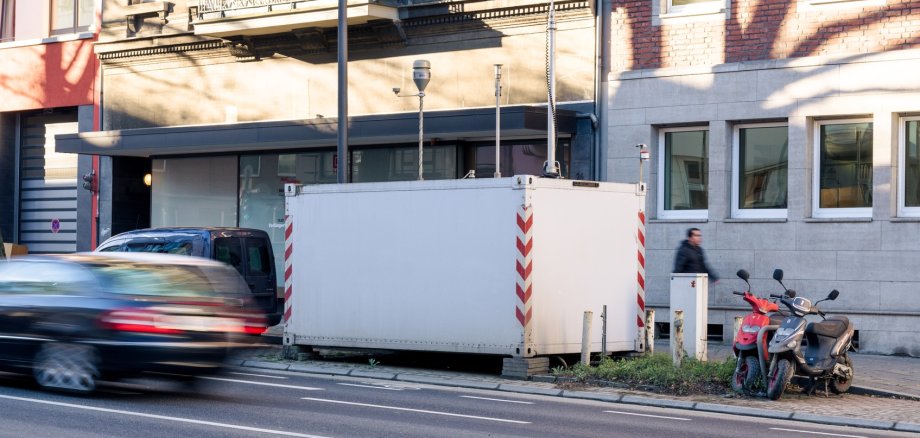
left=829, top=354, right=853, bottom=394
left=766, top=358, right=794, bottom=400
left=731, top=355, right=761, bottom=394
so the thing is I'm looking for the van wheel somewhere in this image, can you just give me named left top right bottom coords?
left=766, top=358, right=793, bottom=400
left=33, top=343, right=99, bottom=394
left=830, top=354, right=853, bottom=394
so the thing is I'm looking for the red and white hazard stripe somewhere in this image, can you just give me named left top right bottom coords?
left=515, top=206, right=533, bottom=330
left=283, top=214, right=294, bottom=324
left=636, top=210, right=646, bottom=329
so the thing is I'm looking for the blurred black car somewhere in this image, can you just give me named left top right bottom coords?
left=96, top=227, right=282, bottom=326
left=0, top=253, right=266, bottom=393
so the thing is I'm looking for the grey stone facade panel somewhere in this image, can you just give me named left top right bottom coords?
left=860, top=329, right=920, bottom=356
left=711, top=221, right=796, bottom=250
left=776, top=279, right=881, bottom=313
left=752, top=250, right=837, bottom=280
left=644, top=104, right=719, bottom=126
left=837, top=251, right=920, bottom=282
left=879, top=282, right=920, bottom=313
left=794, top=221, right=882, bottom=251
left=607, top=108, right=647, bottom=127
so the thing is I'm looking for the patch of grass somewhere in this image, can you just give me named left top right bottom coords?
left=553, top=353, right=736, bottom=396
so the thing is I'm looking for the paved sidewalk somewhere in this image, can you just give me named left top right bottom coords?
left=240, top=338, right=920, bottom=434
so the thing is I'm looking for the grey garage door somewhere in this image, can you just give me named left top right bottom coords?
left=18, top=110, right=78, bottom=254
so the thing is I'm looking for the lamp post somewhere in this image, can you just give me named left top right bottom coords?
left=412, top=60, right=431, bottom=181
left=494, top=64, right=502, bottom=178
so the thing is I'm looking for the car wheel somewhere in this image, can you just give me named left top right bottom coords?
left=33, top=343, right=99, bottom=394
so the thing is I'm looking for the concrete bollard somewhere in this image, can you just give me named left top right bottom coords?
left=673, top=310, right=684, bottom=368
left=733, top=316, right=743, bottom=345
left=581, top=310, right=593, bottom=366
left=645, top=309, right=655, bottom=355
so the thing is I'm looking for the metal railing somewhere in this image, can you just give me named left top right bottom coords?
left=198, top=0, right=303, bottom=16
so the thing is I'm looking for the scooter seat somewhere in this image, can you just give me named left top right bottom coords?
left=806, top=316, right=850, bottom=338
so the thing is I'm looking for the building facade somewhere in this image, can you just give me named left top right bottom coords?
left=0, top=0, right=100, bottom=254
left=605, top=0, right=920, bottom=355
left=58, top=0, right=602, bottom=292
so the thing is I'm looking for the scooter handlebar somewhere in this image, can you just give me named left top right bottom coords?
left=769, top=294, right=783, bottom=299
left=733, top=291, right=744, bottom=296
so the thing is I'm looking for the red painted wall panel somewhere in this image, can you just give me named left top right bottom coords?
left=0, top=38, right=97, bottom=112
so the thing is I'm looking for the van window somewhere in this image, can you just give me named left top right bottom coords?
left=246, top=237, right=272, bottom=276
left=125, top=239, right=194, bottom=255
left=214, top=237, right=244, bottom=275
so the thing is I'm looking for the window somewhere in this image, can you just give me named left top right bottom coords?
left=473, top=140, right=571, bottom=178
left=668, top=0, right=722, bottom=14
left=0, top=0, right=14, bottom=42
left=899, top=117, right=920, bottom=217
left=813, top=119, right=873, bottom=218
left=51, top=0, right=94, bottom=35
left=658, top=127, right=709, bottom=219
left=732, top=123, right=788, bottom=218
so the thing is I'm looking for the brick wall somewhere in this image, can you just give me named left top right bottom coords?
left=612, top=0, right=920, bottom=71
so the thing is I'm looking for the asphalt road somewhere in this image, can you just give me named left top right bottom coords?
left=0, top=368, right=909, bottom=438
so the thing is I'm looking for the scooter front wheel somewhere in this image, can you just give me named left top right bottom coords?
left=766, top=358, right=794, bottom=400
left=731, top=355, right=761, bottom=394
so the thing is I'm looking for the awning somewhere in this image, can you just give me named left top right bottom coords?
left=56, top=106, right=577, bottom=157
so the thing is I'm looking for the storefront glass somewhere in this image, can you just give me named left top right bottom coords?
left=151, top=156, right=238, bottom=228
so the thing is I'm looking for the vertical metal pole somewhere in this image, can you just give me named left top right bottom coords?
left=581, top=310, right=593, bottom=366
left=418, top=92, right=425, bottom=181
left=673, top=310, right=684, bottom=367
left=544, top=0, right=560, bottom=177
left=494, top=64, right=502, bottom=178
left=645, top=309, right=655, bottom=355
left=336, top=0, right=348, bottom=184
left=601, top=305, right=607, bottom=357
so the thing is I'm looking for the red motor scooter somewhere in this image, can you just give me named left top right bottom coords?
left=731, top=269, right=786, bottom=395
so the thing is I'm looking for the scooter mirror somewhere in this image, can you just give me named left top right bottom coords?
left=736, top=269, right=750, bottom=281
left=772, top=269, right=784, bottom=282
left=828, top=289, right=839, bottom=301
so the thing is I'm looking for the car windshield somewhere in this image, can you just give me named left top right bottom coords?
left=93, top=263, right=227, bottom=298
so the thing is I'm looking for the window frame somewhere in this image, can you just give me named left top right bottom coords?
left=665, top=0, right=724, bottom=16
left=50, top=0, right=92, bottom=36
left=657, top=126, right=710, bottom=220
left=898, top=115, right=920, bottom=217
left=731, top=122, right=789, bottom=219
left=812, top=118, right=874, bottom=219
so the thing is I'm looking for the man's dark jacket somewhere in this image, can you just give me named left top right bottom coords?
left=673, top=240, right=719, bottom=281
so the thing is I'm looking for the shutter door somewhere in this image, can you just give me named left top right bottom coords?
left=18, top=111, right=79, bottom=254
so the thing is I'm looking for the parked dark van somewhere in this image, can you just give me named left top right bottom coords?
left=96, top=228, right=281, bottom=326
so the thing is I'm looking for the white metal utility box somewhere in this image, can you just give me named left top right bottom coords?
left=284, top=175, right=646, bottom=358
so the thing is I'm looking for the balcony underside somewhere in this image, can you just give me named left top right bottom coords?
left=194, top=1, right=399, bottom=38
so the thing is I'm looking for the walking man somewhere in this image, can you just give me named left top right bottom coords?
left=673, top=227, right=719, bottom=283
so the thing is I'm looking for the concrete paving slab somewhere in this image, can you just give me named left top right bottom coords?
left=396, top=374, right=501, bottom=390
left=894, top=422, right=920, bottom=433
left=288, top=363, right=351, bottom=375
left=241, top=360, right=290, bottom=371
left=621, top=395, right=695, bottom=409
left=349, top=370, right=397, bottom=380
left=561, top=390, right=623, bottom=403
left=498, top=384, right=562, bottom=397
left=694, top=402, right=792, bottom=419
left=791, top=412, right=895, bottom=430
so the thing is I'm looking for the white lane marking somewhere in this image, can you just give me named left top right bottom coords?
left=228, top=372, right=288, bottom=380
left=0, top=394, right=329, bottom=438
left=459, top=395, right=534, bottom=405
left=337, top=383, right=403, bottom=391
left=603, top=410, right=691, bottom=421
left=301, top=397, right=531, bottom=424
left=200, top=376, right=323, bottom=390
left=769, top=428, right=867, bottom=438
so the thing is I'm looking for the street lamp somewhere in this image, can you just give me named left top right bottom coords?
left=412, top=60, right=431, bottom=181
left=393, top=60, right=431, bottom=181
